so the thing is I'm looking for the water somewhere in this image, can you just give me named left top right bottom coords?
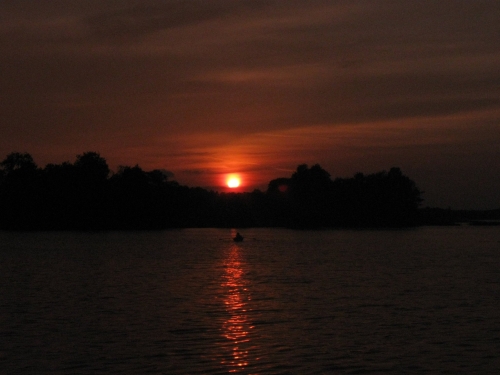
left=1, top=227, right=499, bottom=374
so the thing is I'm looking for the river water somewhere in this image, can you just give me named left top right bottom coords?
left=1, top=227, right=499, bottom=374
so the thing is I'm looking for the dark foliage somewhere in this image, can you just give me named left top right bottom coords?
left=266, top=164, right=422, bottom=228
left=0, top=152, right=425, bottom=230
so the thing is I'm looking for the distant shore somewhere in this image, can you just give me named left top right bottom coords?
left=2, top=151, right=498, bottom=231
left=418, top=207, right=500, bottom=226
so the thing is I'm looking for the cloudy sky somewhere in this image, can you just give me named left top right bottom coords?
left=1, top=0, right=499, bottom=209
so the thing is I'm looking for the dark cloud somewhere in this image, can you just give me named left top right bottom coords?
left=1, top=0, right=499, bottom=208
left=84, top=1, right=253, bottom=42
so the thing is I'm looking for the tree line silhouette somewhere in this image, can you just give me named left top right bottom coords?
left=0, top=151, right=424, bottom=230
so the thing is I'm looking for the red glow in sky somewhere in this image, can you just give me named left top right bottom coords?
left=1, top=1, right=499, bottom=209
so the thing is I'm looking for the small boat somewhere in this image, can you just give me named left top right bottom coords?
left=233, top=232, right=244, bottom=242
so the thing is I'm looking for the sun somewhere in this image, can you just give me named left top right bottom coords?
left=227, top=176, right=241, bottom=188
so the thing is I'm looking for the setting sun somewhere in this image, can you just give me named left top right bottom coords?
left=227, top=176, right=241, bottom=188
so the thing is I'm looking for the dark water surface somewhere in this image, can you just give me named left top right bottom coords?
left=1, top=227, right=499, bottom=374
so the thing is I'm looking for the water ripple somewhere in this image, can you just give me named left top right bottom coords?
left=1, top=227, right=500, bottom=373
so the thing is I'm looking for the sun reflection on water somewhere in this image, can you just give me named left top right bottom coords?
left=220, top=238, right=254, bottom=372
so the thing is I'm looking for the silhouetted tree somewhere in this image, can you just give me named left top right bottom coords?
left=266, top=177, right=291, bottom=226
left=288, top=164, right=334, bottom=228
left=64, top=152, right=108, bottom=228
left=267, top=177, right=290, bottom=194
left=74, top=152, right=110, bottom=183
left=37, top=161, right=78, bottom=228
left=0, top=150, right=424, bottom=229
left=106, top=165, right=179, bottom=229
left=0, top=152, right=37, bottom=175
left=0, top=152, right=40, bottom=229
left=330, top=168, right=422, bottom=227
left=265, top=164, right=423, bottom=228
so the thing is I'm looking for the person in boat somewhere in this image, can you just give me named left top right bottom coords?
left=233, top=232, right=244, bottom=242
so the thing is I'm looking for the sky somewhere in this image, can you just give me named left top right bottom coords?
left=1, top=0, right=499, bottom=209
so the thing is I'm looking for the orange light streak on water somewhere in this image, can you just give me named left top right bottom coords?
left=220, top=235, right=254, bottom=372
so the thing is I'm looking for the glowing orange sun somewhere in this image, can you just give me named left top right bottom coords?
left=227, top=176, right=241, bottom=188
